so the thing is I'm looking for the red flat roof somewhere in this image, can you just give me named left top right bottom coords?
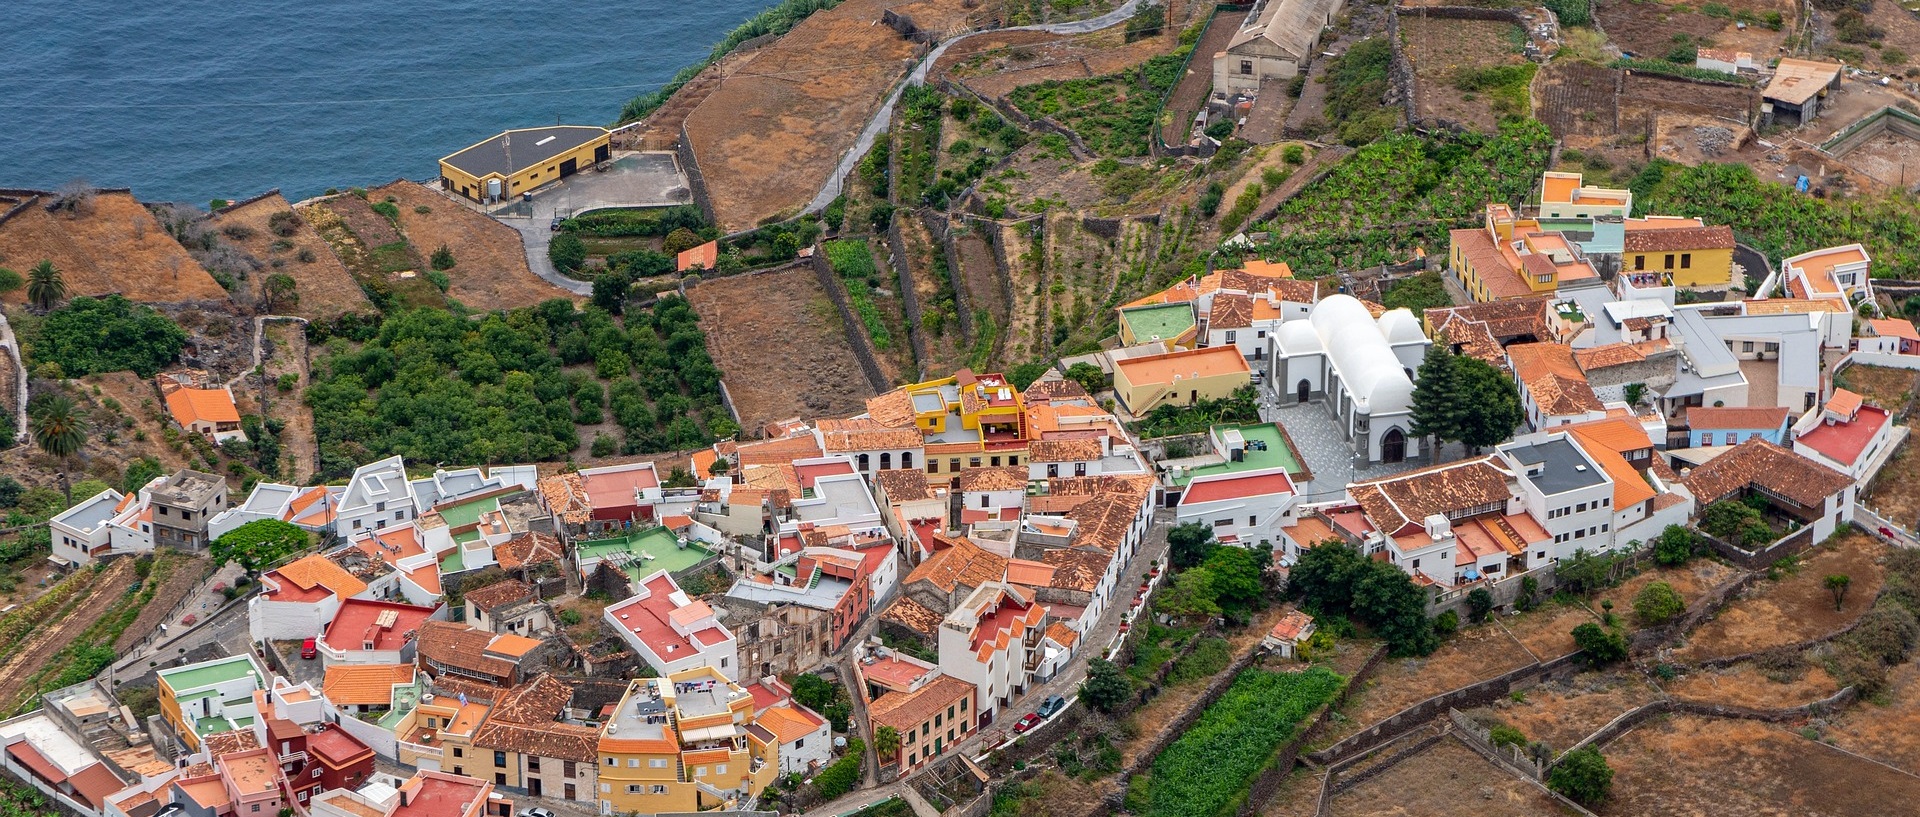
left=1180, top=473, right=1294, bottom=505
left=865, top=656, right=935, bottom=689
left=395, top=775, right=490, bottom=817
left=1797, top=406, right=1889, bottom=466
left=581, top=464, right=659, bottom=509
left=323, top=600, right=436, bottom=653
left=606, top=573, right=706, bottom=657
left=796, top=460, right=856, bottom=489
left=744, top=682, right=787, bottom=712
left=306, top=726, right=373, bottom=766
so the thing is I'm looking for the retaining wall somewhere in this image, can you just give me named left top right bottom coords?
left=922, top=211, right=976, bottom=343
left=886, top=214, right=930, bottom=370
left=1306, top=651, right=1584, bottom=766
left=1558, top=687, right=1857, bottom=759
left=811, top=245, right=892, bottom=393
left=677, top=124, right=717, bottom=227
left=1630, top=569, right=1758, bottom=653
left=1698, top=524, right=1816, bottom=571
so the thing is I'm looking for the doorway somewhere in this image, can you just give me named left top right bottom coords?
left=559, top=158, right=579, bottom=177
left=1297, top=379, right=1310, bottom=403
left=1381, top=428, right=1406, bottom=463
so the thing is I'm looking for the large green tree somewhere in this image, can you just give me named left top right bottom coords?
left=1167, top=522, right=1217, bottom=570
left=1408, top=343, right=1463, bottom=453
left=1453, top=356, right=1524, bottom=452
left=34, top=295, right=188, bottom=377
left=211, top=519, right=310, bottom=576
left=1289, top=541, right=1436, bottom=655
left=1548, top=746, right=1614, bottom=805
left=1080, top=658, right=1130, bottom=713
left=29, top=395, right=86, bottom=500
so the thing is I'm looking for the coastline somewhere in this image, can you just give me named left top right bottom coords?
left=615, top=0, right=847, bottom=124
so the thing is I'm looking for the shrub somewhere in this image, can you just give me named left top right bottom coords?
left=1653, top=525, right=1697, bottom=566
left=267, top=210, right=300, bottom=237
left=1198, top=182, right=1226, bottom=217
left=1282, top=144, right=1306, bottom=165
left=591, top=432, right=617, bottom=457
left=370, top=201, right=401, bottom=222
left=1549, top=746, right=1613, bottom=805
left=548, top=233, right=587, bottom=272
left=276, top=373, right=298, bottom=392
left=812, top=737, right=866, bottom=799
left=1571, top=622, right=1627, bottom=666
left=430, top=244, right=455, bottom=270
left=1633, top=581, right=1685, bottom=625
left=1488, top=723, right=1527, bottom=748
left=33, top=295, right=187, bottom=378
left=1433, top=609, right=1460, bottom=636
left=1467, top=588, right=1494, bottom=622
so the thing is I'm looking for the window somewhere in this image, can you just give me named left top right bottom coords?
left=565, top=761, right=577, bottom=777
left=1225, top=330, right=1237, bottom=343
left=252, top=805, right=261, bottom=814
left=395, top=510, right=405, bottom=520
left=453, top=747, right=463, bottom=758
left=1574, top=529, right=1585, bottom=539
left=1664, top=254, right=1675, bottom=268
left=1536, top=550, right=1546, bottom=559
left=601, top=784, right=611, bottom=794
left=716, top=764, right=728, bottom=774
left=629, top=758, right=641, bottom=767
left=1633, top=255, right=1645, bottom=271
left=795, top=738, right=804, bottom=749
left=181, top=510, right=192, bottom=521
left=495, top=751, right=507, bottom=767
left=1766, top=342, right=1779, bottom=352
left=1074, top=463, right=1087, bottom=477
left=605, top=758, right=616, bottom=767
left=628, top=785, right=644, bottom=794
left=1412, top=559, right=1421, bottom=569
left=495, top=773, right=506, bottom=785
left=652, top=785, right=668, bottom=794
left=1249, top=516, right=1257, bottom=527
left=376, top=501, right=386, bottom=512
left=927, top=460, right=939, bottom=474
left=949, top=458, right=960, bottom=472
left=969, top=457, right=981, bottom=468
left=1240, top=59, right=1253, bottom=74
left=1601, top=523, right=1609, bottom=532
left=990, top=456, right=1001, bottom=467
left=1742, top=341, right=1754, bottom=353
left=1257, top=330, right=1266, bottom=338
left=528, top=757, right=541, bottom=772
left=649, top=759, right=669, bottom=768
left=935, top=712, right=943, bottom=727
left=960, top=697, right=967, bottom=711
left=695, top=767, right=706, bottom=778
left=1680, top=253, right=1692, bottom=269
left=1047, top=464, right=1059, bottom=478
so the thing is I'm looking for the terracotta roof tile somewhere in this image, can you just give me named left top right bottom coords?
left=1743, top=297, right=1848, bottom=315
left=271, top=554, right=369, bottom=601
left=1040, top=548, right=1109, bottom=592
left=1573, top=339, right=1671, bottom=371
left=463, top=579, right=534, bottom=612
left=957, top=466, right=1027, bottom=492
left=1450, top=228, right=1533, bottom=299
left=1028, top=438, right=1102, bottom=463
left=1679, top=438, right=1852, bottom=508
left=869, top=675, right=976, bottom=733
left=1268, top=610, right=1316, bottom=642
left=323, top=664, right=416, bottom=707
left=880, top=596, right=944, bottom=634
left=494, top=531, right=562, bottom=571
left=874, top=469, right=935, bottom=502
left=1045, top=621, right=1079, bottom=648
left=164, top=386, right=240, bottom=427
left=1271, top=279, right=1320, bottom=304
left=1209, top=293, right=1255, bottom=330
left=1621, top=224, right=1734, bottom=253
left=538, top=474, right=591, bottom=525
left=865, top=389, right=920, bottom=427
left=1508, top=343, right=1603, bottom=416
left=416, top=620, right=516, bottom=680
left=1352, top=456, right=1513, bottom=536
left=1021, top=379, right=1090, bottom=402
left=757, top=704, right=825, bottom=745
left=903, top=537, right=1007, bottom=593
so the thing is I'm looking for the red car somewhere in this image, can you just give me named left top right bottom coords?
left=301, top=638, right=318, bottom=660
left=1012, top=713, right=1043, bottom=734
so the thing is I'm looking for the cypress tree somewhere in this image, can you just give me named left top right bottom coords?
left=1455, top=355, right=1525, bottom=452
left=1409, top=343, right=1461, bottom=452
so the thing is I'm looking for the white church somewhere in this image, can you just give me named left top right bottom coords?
left=1271, top=295, right=1431, bottom=463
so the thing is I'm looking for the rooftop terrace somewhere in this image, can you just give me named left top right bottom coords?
left=1175, top=423, right=1306, bottom=486
left=578, top=526, right=713, bottom=581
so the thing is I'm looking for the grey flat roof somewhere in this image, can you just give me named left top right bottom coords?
left=441, top=126, right=608, bottom=179
left=1506, top=438, right=1607, bottom=495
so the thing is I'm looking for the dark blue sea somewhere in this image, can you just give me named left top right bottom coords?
left=1, top=0, right=765, bottom=204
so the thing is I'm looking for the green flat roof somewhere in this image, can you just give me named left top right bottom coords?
left=436, top=496, right=499, bottom=528
left=161, top=656, right=261, bottom=692
left=440, top=548, right=466, bottom=573
left=1176, top=423, right=1306, bottom=486
left=1121, top=303, right=1196, bottom=343
left=579, top=527, right=713, bottom=578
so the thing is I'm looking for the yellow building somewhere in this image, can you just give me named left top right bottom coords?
left=157, top=655, right=265, bottom=754
left=1537, top=171, right=1631, bottom=221
left=597, top=667, right=778, bottom=815
left=1112, top=345, right=1251, bottom=415
left=891, top=370, right=1027, bottom=439
left=1450, top=204, right=1600, bottom=303
left=394, top=695, right=489, bottom=777
left=1621, top=218, right=1735, bottom=288
left=439, top=126, right=612, bottom=203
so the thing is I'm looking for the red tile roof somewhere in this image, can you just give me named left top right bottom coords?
left=322, top=600, right=435, bottom=653
left=1679, top=439, right=1852, bottom=508
left=1796, top=405, right=1889, bottom=467
left=1180, top=472, right=1294, bottom=505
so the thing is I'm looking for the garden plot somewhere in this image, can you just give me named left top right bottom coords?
left=1666, top=659, right=1841, bottom=710
left=1314, top=623, right=1535, bottom=747
left=684, top=266, right=877, bottom=432
left=1399, top=16, right=1531, bottom=132
left=374, top=182, right=561, bottom=311
left=1602, top=715, right=1920, bottom=817
left=1593, top=557, right=1743, bottom=635
left=1008, top=55, right=1185, bottom=158
left=1472, top=669, right=1662, bottom=752
left=1501, top=601, right=1600, bottom=661
left=1593, top=0, right=1780, bottom=60
left=1672, top=531, right=1887, bottom=663
left=1329, top=736, right=1579, bottom=817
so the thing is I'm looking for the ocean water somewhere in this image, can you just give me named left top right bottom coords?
left=1, top=0, right=766, bottom=204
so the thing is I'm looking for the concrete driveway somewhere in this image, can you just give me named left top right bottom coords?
left=494, top=152, right=694, bottom=295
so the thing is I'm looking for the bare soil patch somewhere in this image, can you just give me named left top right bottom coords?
left=0, top=370, right=204, bottom=495
left=1165, top=10, right=1248, bottom=144
left=301, top=196, right=444, bottom=309
left=374, top=181, right=564, bottom=311
left=1537, top=61, right=1621, bottom=140
left=1317, top=623, right=1534, bottom=746
left=1330, top=736, right=1578, bottom=817
left=938, top=23, right=1174, bottom=102
left=1594, top=0, right=1734, bottom=59
left=0, top=559, right=137, bottom=709
left=210, top=194, right=371, bottom=319
left=1674, top=531, right=1887, bottom=663
left=1400, top=17, right=1528, bottom=131
left=113, top=552, right=214, bottom=653
left=1667, top=659, right=1841, bottom=710
left=0, top=192, right=228, bottom=305
left=684, top=267, right=877, bottom=432
left=254, top=321, right=316, bottom=481
left=1601, top=715, right=1920, bottom=817
left=1502, top=602, right=1599, bottom=661
left=1837, top=363, right=1918, bottom=414
left=1474, top=669, right=1663, bottom=751
left=1825, top=661, right=1920, bottom=772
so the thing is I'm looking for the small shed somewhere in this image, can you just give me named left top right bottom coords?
left=1262, top=610, right=1317, bottom=658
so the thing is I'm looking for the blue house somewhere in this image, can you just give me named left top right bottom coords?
left=1685, top=405, right=1791, bottom=448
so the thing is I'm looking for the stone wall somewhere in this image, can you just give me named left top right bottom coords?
left=1306, top=651, right=1584, bottom=766
left=811, top=244, right=893, bottom=393
left=887, top=214, right=929, bottom=369
left=1556, top=687, right=1857, bottom=760
left=1698, top=524, right=1817, bottom=571
left=921, top=211, right=976, bottom=343
left=676, top=124, right=716, bottom=226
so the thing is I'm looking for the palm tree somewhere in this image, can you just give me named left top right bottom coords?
left=29, top=395, right=86, bottom=500
left=26, top=260, right=65, bottom=312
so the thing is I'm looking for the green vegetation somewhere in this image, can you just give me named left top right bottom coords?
left=306, top=297, right=728, bottom=475
left=1609, top=57, right=1751, bottom=84
left=899, top=86, right=944, bottom=206
left=1137, top=666, right=1344, bottom=817
left=1409, top=344, right=1525, bottom=453
left=1633, top=581, right=1686, bottom=625
left=824, top=239, right=893, bottom=350
left=1549, top=746, right=1614, bottom=805
left=0, top=770, right=58, bottom=815
left=1081, top=657, right=1131, bottom=712
left=1571, top=621, right=1628, bottom=666
left=1125, top=2, right=1166, bottom=40
left=28, top=295, right=186, bottom=377
left=1542, top=0, right=1591, bottom=26
left=1653, top=524, right=1700, bottom=566
left=1381, top=271, right=1451, bottom=313
left=617, top=0, right=844, bottom=122
left=1700, top=499, right=1774, bottom=547
left=812, top=737, right=866, bottom=799
left=212, top=519, right=310, bottom=575
left=549, top=233, right=587, bottom=273
left=1253, top=121, right=1553, bottom=276
left=1009, top=55, right=1185, bottom=157
left=561, top=205, right=711, bottom=239
left=1129, top=385, right=1259, bottom=438
left=1290, top=541, right=1438, bottom=656
left=27, top=260, right=65, bottom=311
left=1322, top=38, right=1398, bottom=146
left=1166, top=636, right=1231, bottom=685
left=1633, top=160, right=1920, bottom=280
left=1453, top=62, right=1537, bottom=121
left=9, top=552, right=193, bottom=714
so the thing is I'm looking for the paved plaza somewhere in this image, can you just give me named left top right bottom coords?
left=1254, top=383, right=1473, bottom=501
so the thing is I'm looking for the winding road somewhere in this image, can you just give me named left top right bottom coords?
left=803, top=0, right=1145, bottom=214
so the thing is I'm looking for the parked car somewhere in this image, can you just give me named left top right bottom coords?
left=301, top=637, right=317, bottom=660
left=1037, top=695, right=1067, bottom=718
left=549, top=216, right=564, bottom=232
left=520, top=809, right=556, bottom=817
left=1012, top=713, right=1043, bottom=734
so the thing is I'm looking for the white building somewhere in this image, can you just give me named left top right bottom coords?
left=48, top=489, right=153, bottom=569
left=249, top=554, right=375, bottom=643
left=209, top=482, right=339, bottom=541
left=336, top=456, right=415, bottom=537
left=1271, top=296, right=1430, bottom=462
left=937, top=583, right=1045, bottom=725
left=1792, top=389, right=1897, bottom=482
left=604, top=569, right=740, bottom=680
left=1173, top=466, right=1296, bottom=548
left=1212, top=0, right=1346, bottom=97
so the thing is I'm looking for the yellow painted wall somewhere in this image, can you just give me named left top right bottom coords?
left=1114, top=369, right=1248, bottom=414
left=158, top=684, right=194, bottom=752
left=439, top=132, right=611, bottom=202
left=1627, top=247, right=1732, bottom=288
left=599, top=750, right=698, bottom=813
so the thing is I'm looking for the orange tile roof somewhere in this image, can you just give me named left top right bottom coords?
left=1868, top=318, right=1920, bottom=341
left=1566, top=432, right=1656, bottom=509
left=1238, top=259, right=1294, bottom=279
left=957, top=466, right=1027, bottom=492
left=869, top=675, right=977, bottom=733
left=677, top=240, right=718, bottom=272
left=1679, top=438, right=1851, bottom=507
left=1451, top=228, right=1534, bottom=300
left=757, top=705, right=825, bottom=745
left=1281, top=515, right=1337, bottom=548
left=1112, top=345, right=1250, bottom=386
left=165, top=386, right=240, bottom=426
left=1787, top=244, right=1868, bottom=293
left=1827, top=388, right=1863, bottom=418
left=323, top=664, right=416, bottom=706
left=1046, top=621, right=1079, bottom=648
left=903, top=537, right=1006, bottom=593
left=1268, top=610, right=1315, bottom=642
left=1508, top=343, right=1603, bottom=416
left=1003, top=558, right=1057, bottom=587
left=273, top=554, right=369, bottom=601
left=1621, top=225, right=1733, bottom=253
left=1743, top=297, right=1848, bottom=315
